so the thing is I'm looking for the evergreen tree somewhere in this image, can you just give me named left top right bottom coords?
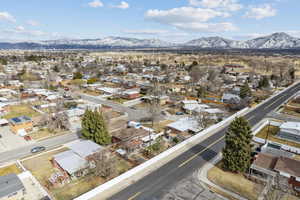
left=258, top=76, right=270, bottom=88
left=240, top=82, right=252, bottom=99
left=222, top=117, right=253, bottom=173
left=82, top=109, right=93, bottom=139
left=81, top=109, right=111, bottom=145
left=73, top=71, right=83, bottom=79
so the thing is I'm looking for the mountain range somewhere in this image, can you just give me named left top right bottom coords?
left=1, top=32, right=300, bottom=50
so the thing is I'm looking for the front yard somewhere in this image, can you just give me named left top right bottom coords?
left=207, top=162, right=263, bottom=200
left=255, top=125, right=300, bottom=148
left=22, top=148, right=69, bottom=185
left=28, top=128, right=68, bottom=141
left=3, top=104, right=40, bottom=119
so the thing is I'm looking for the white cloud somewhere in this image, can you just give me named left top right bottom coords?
left=15, top=26, right=25, bottom=31
left=88, top=0, right=103, bottom=8
left=3, top=26, right=47, bottom=37
left=0, top=12, right=16, bottom=23
left=188, top=0, right=243, bottom=11
left=145, top=7, right=235, bottom=33
left=245, top=4, right=277, bottom=20
left=123, top=29, right=168, bottom=35
left=145, top=7, right=229, bottom=24
left=172, top=22, right=237, bottom=32
left=27, top=20, right=39, bottom=26
left=114, top=1, right=129, bottom=9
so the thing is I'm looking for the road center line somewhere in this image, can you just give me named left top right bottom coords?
left=264, top=95, right=285, bottom=110
left=128, top=192, right=141, bottom=200
left=178, top=136, right=225, bottom=168
left=247, top=115, right=255, bottom=121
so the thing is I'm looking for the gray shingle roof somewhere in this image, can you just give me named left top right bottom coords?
left=0, top=173, right=24, bottom=199
left=69, top=140, right=103, bottom=158
left=54, top=150, right=88, bottom=175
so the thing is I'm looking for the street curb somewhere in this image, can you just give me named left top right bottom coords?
left=198, top=153, right=248, bottom=200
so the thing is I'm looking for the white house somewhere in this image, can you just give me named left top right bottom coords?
left=166, top=117, right=202, bottom=134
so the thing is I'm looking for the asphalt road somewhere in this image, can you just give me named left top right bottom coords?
left=79, top=93, right=151, bottom=121
left=109, top=83, right=300, bottom=200
left=0, top=92, right=151, bottom=164
left=0, top=132, right=79, bottom=164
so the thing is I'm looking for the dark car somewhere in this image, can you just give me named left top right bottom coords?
left=175, top=112, right=184, bottom=115
left=31, top=146, right=46, bottom=153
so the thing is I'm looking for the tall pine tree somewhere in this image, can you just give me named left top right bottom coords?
left=240, top=82, right=252, bottom=99
left=82, top=109, right=111, bottom=145
left=222, top=117, right=253, bottom=173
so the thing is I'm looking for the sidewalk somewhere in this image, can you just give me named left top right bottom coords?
left=198, top=153, right=248, bottom=200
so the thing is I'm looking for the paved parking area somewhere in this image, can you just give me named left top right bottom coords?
left=161, top=171, right=225, bottom=200
left=0, top=126, right=34, bottom=153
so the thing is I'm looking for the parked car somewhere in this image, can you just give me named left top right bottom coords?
left=175, top=112, right=184, bottom=115
left=31, top=146, right=46, bottom=153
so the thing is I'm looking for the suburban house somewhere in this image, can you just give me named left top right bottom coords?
left=96, top=87, right=120, bottom=95
left=182, top=103, right=210, bottom=114
left=52, top=140, right=103, bottom=180
left=250, top=153, right=300, bottom=194
left=9, top=116, right=33, bottom=135
left=121, top=90, right=140, bottom=100
left=221, top=93, right=241, bottom=104
left=278, top=122, right=300, bottom=143
left=166, top=117, right=202, bottom=137
left=112, top=128, right=149, bottom=153
left=0, top=173, right=25, bottom=200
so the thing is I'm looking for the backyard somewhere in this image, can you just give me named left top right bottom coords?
left=3, top=104, right=40, bottom=119
left=255, top=125, right=300, bottom=148
left=207, top=162, right=263, bottom=200
left=51, top=175, right=105, bottom=200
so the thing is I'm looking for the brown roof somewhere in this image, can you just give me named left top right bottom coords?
left=253, top=153, right=278, bottom=170
left=112, top=128, right=149, bottom=141
left=274, top=157, right=300, bottom=178
left=122, top=139, right=142, bottom=149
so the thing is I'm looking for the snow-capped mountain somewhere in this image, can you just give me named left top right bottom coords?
left=184, top=36, right=249, bottom=48
left=0, top=32, right=300, bottom=49
left=246, top=32, right=300, bottom=49
left=183, top=33, right=300, bottom=49
left=38, top=37, right=174, bottom=47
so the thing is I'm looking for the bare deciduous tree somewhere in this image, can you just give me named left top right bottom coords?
left=90, top=150, right=117, bottom=179
left=193, top=111, right=211, bottom=130
left=48, top=112, right=70, bottom=131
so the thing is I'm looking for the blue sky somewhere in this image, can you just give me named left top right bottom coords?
left=0, top=0, right=299, bottom=42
